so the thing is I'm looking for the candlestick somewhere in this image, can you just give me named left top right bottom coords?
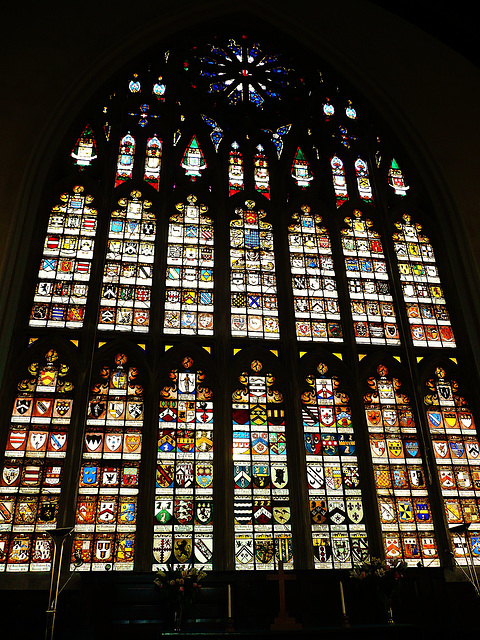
left=339, top=581, right=346, bottom=616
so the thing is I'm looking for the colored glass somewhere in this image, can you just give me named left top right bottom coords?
left=115, top=133, right=136, bottom=187
left=71, top=353, right=142, bottom=571
left=153, top=357, right=213, bottom=570
left=303, top=363, right=369, bottom=568
left=289, top=206, right=342, bottom=342
left=71, top=125, right=97, bottom=168
left=331, top=156, right=348, bottom=208
left=144, top=136, right=162, bottom=191
left=393, top=214, right=455, bottom=347
left=229, top=142, right=244, bottom=196
left=0, top=349, right=73, bottom=572
left=230, top=201, right=279, bottom=339
left=365, top=365, right=439, bottom=566
left=233, top=360, right=293, bottom=570
left=164, top=195, right=214, bottom=335
left=341, top=210, right=400, bottom=345
left=254, top=145, right=270, bottom=199
left=30, top=186, right=97, bottom=329
left=98, top=191, right=156, bottom=333
left=424, top=367, right=480, bottom=565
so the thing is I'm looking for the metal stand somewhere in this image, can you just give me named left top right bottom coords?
left=450, top=523, right=480, bottom=597
left=44, top=527, right=75, bottom=640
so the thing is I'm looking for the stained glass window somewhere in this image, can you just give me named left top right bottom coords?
left=115, top=133, right=136, bottom=187
left=30, top=185, right=97, bottom=329
left=71, top=353, right=142, bottom=571
left=388, top=159, right=409, bottom=196
left=3, top=29, right=472, bottom=581
left=153, top=76, right=166, bottom=101
left=0, top=349, right=73, bottom=572
left=365, top=365, right=439, bottom=566
left=233, top=360, right=292, bottom=570
left=289, top=206, right=342, bottom=342
left=129, top=73, right=141, bottom=93
left=263, top=124, right=291, bottom=159
left=229, top=142, right=244, bottom=196
left=71, top=125, right=97, bottom=168
left=230, top=201, right=279, bottom=339
left=345, top=101, right=357, bottom=120
left=144, top=136, right=162, bottom=191
left=302, top=363, right=368, bottom=568
left=202, top=115, right=223, bottom=151
left=323, top=99, right=335, bottom=120
left=331, top=156, right=348, bottom=208
left=393, top=214, right=455, bottom=347
left=341, top=209, right=400, bottom=345
left=424, top=367, right=480, bottom=565
left=254, top=145, right=270, bottom=199
left=98, top=190, right=156, bottom=333
left=164, top=195, right=214, bottom=335
left=195, top=39, right=291, bottom=107
left=291, top=148, right=313, bottom=188
left=355, top=157, right=373, bottom=204
left=181, top=136, right=207, bottom=180
left=154, top=357, right=213, bottom=570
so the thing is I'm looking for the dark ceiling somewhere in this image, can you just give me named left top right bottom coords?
left=371, top=2, right=477, bottom=67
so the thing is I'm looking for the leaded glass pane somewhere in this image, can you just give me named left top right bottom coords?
left=115, top=133, right=136, bottom=187
left=164, top=195, right=214, bottom=335
left=331, top=156, right=348, bottom=208
left=98, top=191, right=156, bottom=333
left=424, top=367, right=480, bottom=564
left=71, top=125, right=97, bottom=168
left=388, top=159, right=409, bottom=196
left=30, top=186, right=97, bottom=329
left=302, top=363, right=368, bottom=568
left=254, top=145, right=270, bottom=199
left=0, top=349, right=73, bottom=572
left=393, top=214, right=455, bottom=347
left=289, top=206, right=342, bottom=342
left=153, top=357, right=213, bottom=570
left=229, top=142, right=244, bottom=196
left=365, top=365, right=439, bottom=566
left=71, top=353, right=142, bottom=571
left=354, top=157, right=373, bottom=204
left=231, top=201, right=279, bottom=339
left=233, top=360, right=293, bottom=570
left=144, top=136, right=162, bottom=191
left=342, top=210, right=400, bottom=345
left=291, top=147, right=313, bottom=188
left=181, top=136, right=207, bottom=180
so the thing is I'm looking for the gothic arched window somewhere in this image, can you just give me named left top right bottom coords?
left=0, top=27, right=471, bottom=578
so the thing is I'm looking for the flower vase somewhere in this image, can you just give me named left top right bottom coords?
left=173, top=602, right=183, bottom=632
left=384, top=597, right=394, bottom=625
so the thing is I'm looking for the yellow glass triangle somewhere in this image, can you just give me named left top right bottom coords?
left=270, top=350, right=278, bottom=357
left=70, top=340, right=79, bottom=347
left=165, top=345, right=173, bottom=352
left=28, top=338, right=38, bottom=345
left=98, top=342, right=106, bottom=348
left=333, top=353, right=343, bottom=361
left=393, top=356, right=401, bottom=363
left=358, top=354, right=367, bottom=361
left=416, top=357, right=424, bottom=363
left=450, top=357, right=458, bottom=364
left=233, top=348, right=242, bottom=356
left=137, top=344, right=146, bottom=351
left=203, top=346, right=211, bottom=353
left=299, top=351, right=307, bottom=358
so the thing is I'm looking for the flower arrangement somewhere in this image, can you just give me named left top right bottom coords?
left=350, top=557, right=407, bottom=624
left=350, top=556, right=407, bottom=584
left=154, top=565, right=207, bottom=608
